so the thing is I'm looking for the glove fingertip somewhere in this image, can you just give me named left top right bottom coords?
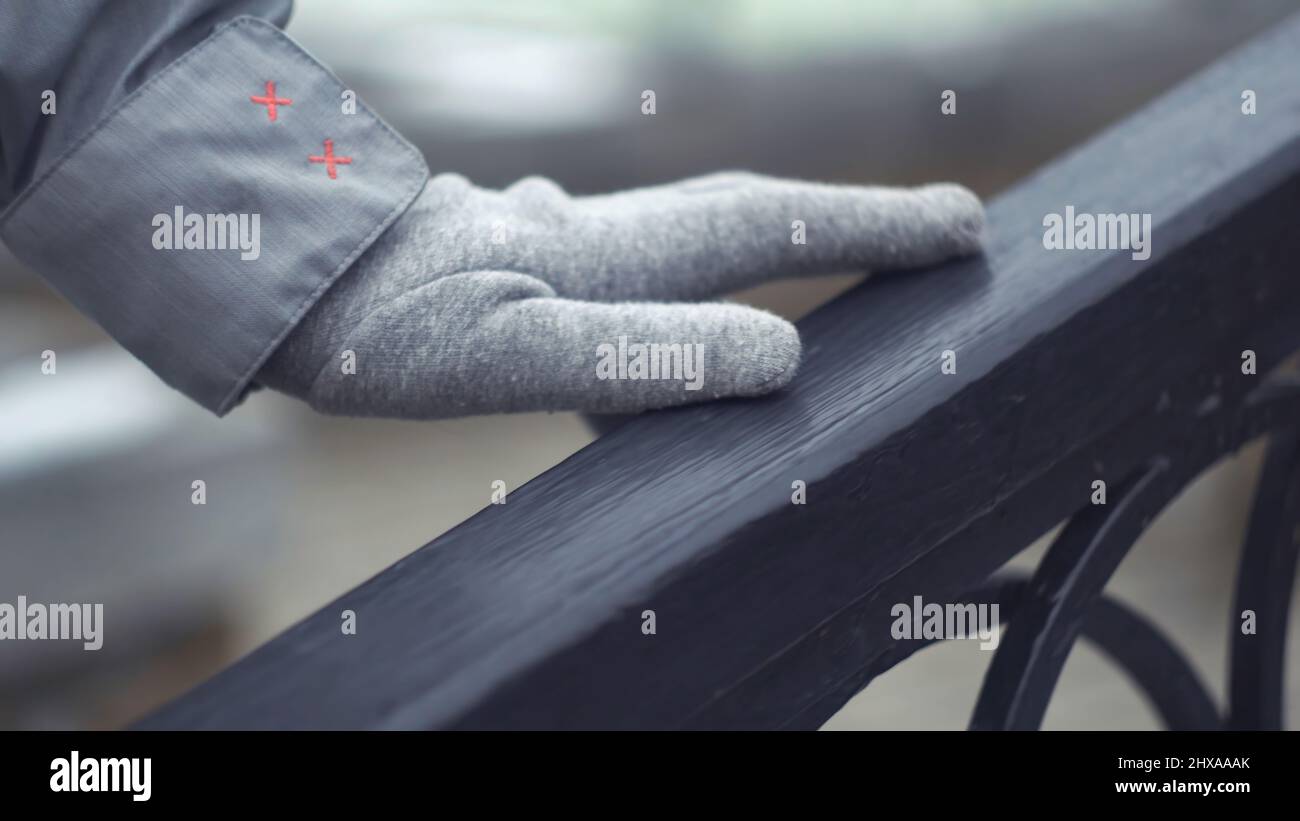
left=731, top=313, right=802, bottom=396
left=919, top=182, right=986, bottom=256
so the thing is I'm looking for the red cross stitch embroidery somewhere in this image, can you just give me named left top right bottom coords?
left=249, top=81, right=292, bottom=122
left=309, top=139, right=353, bottom=180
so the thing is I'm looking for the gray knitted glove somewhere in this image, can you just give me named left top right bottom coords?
left=257, top=171, right=984, bottom=418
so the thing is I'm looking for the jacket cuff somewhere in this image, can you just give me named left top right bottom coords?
left=0, top=16, right=429, bottom=414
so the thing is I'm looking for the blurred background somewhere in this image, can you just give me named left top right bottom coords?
left=2, top=0, right=1298, bottom=729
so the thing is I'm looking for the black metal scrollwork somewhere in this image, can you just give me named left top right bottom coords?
left=960, top=376, right=1300, bottom=730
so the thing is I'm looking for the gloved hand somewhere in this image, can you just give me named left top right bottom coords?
left=257, top=171, right=984, bottom=418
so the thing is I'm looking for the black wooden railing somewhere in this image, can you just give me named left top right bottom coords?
left=138, top=15, right=1300, bottom=730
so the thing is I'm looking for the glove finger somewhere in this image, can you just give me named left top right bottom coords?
left=302, top=271, right=801, bottom=418
left=558, top=176, right=985, bottom=302
left=504, top=297, right=802, bottom=415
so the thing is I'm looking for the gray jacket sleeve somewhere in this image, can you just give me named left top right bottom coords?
left=0, top=0, right=429, bottom=414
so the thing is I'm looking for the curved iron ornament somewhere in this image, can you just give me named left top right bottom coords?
left=1228, top=427, right=1300, bottom=729
left=896, top=574, right=1220, bottom=729
left=970, top=460, right=1179, bottom=730
left=965, top=375, right=1300, bottom=730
